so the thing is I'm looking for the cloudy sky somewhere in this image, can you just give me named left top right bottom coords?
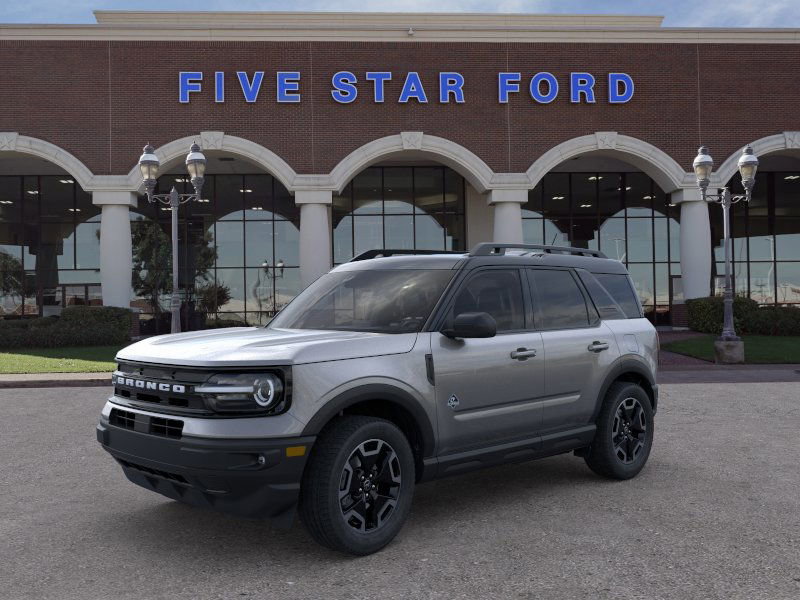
left=1, top=0, right=799, bottom=27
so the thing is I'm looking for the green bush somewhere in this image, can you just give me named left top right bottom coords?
left=686, top=296, right=758, bottom=334
left=687, top=296, right=800, bottom=336
left=0, top=306, right=132, bottom=349
left=203, top=318, right=250, bottom=329
left=748, top=306, right=800, bottom=336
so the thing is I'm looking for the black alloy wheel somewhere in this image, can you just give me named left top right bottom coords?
left=338, top=439, right=402, bottom=532
left=612, top=397, right=648, bottom=464
left=299, top=416, right=415, bottom=555
left=584, top=381, right=654, bottom=480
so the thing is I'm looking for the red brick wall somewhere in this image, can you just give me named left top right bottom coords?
left=1, top=39, right=798, bottom=177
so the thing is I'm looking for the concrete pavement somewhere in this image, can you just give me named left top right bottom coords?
left=1, top=384, right=799, bottom=599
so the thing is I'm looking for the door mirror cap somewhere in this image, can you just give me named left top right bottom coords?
left=442, top=312, right=497, bottom=339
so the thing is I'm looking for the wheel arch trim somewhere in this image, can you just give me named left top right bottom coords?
left=301, top=383, right=436, bottom=459
left=593, top=358, right=658, bottom=421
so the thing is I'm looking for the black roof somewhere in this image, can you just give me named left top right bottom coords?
left=338, top=244, right=629, bottom=275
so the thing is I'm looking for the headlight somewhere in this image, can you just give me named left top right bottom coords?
left=195, top=373, right=286, bottom=414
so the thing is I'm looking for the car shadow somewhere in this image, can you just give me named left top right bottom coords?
left=97, top=454, right=609, bottom=562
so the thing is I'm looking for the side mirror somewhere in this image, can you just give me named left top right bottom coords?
left=442, top=312, right=497, bottom=339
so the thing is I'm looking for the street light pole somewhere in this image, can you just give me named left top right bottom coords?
left=169, top=187, right=181, bottom=333
left=692, top=145, right=759, bottom=359
left=138, top=142, right=207, bottom=334
left=719, top=187, right=736, bottom=340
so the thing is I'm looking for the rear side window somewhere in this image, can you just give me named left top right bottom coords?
left=593, top=273, right=643, bottom=318
left=576, top=270, right=627, bottom=320
left=528, top=269, right=590, bottom=329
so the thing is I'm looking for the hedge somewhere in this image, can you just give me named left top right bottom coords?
left=0, top=306, right=132, bottom=349
left=686, top=296, right=800, bottom=336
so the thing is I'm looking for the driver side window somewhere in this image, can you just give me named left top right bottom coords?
left=449, top=269, right=525, bottom=332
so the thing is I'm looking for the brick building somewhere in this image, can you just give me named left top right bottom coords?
left=1, top=11, right=798, bottom=331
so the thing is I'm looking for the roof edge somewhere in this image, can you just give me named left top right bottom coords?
left=91, top=10, right=665, bottom=28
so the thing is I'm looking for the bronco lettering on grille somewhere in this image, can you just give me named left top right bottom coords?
left=112, top=374, right=186, bottom=394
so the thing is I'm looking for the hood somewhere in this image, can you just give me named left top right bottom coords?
left=116, top=327, right=418, bottom=368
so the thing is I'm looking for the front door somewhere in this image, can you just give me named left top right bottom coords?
left=432, top=268, right=545, bottom=455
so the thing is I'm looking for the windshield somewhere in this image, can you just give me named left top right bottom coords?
left=269, top=269, right=455, bottom=333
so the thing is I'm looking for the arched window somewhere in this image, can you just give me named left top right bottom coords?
left=523, top=171, right=680, bottom=325
left=0, top=175, right=101, bottom=318
left=131, top=172, right=300, bottom=333
left=332, top=166, right=467, bottom=264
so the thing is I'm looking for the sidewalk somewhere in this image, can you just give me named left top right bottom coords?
left=1, top=364, right=799, bottom=389
left=0, top=372, right=111, bottom=389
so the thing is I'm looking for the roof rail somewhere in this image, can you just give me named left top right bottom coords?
left=349, top=249, right=466, bottom=262
left=469, top=243, right=608, bottom=259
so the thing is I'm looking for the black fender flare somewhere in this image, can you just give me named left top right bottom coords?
left=301, top=383, right=436, bottom=458
left=591, top=358, right=658, bottom=422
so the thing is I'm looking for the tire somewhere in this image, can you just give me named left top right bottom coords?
left=299, top=416, right=415, bottom=555
left=584, top=382, right=654, bottom=480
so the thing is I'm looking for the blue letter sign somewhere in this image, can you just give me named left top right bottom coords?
left=214, top=71, right=224, bottom=103
left=277, top=72, right=301, bottom=103
left=331, top=71, right=358, bottom=103
left=178, top=72, right=203, bottom=103
left=439, top=72, right=465, bottom=103
left=179, top=70, right=634, bottom=105
left=237, top=71, right=264, bottom=103
left=608, top=73, right=634, bottom=104
left=529, top=72, right=558, bottom=104
left=570, top=73, right=596, bottom=103
left=498, top=73, right=521, bottom=103
left=399, top=72, right=428, bottom=103
left=366, top=72, right=392, bottom=102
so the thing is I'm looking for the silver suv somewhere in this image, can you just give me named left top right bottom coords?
left=97, top=243, right=658, bottom=555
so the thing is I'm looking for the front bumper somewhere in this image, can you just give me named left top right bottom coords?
left=97, top=416, right=315, bottom=527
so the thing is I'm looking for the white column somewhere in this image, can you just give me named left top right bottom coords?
left=465, top=182, right=494, bottom=247
left=94, top=191, right=137, bottom=308
left=488, top=189, right=527, bottom=243
left=673, top=188, right=712, bottom=300
left=296, top=190, right=333, bottom=289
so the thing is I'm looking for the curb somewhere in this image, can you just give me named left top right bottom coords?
left=0, top=377, right=111, bottom=389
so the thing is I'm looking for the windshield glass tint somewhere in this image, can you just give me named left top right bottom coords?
left=269, top=269, right=455, bottom=333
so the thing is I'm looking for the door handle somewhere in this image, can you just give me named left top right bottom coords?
left=588, top=341, right=610, bottom=352
left=510, top=348, right=537, bottom=360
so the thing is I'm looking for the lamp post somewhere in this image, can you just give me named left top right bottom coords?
left=138, top=142, right=206, bottom=334
left=253, top=259, right=285, bottom=321
left=692, top=144, right=758, bottom=360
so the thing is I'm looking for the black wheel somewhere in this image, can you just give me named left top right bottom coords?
left=584, top=382, right=654, bottom=480
left=299, top=416, right=415, bottom=555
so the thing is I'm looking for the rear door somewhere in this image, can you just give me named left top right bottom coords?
left=431, top=267, right=545, bottom=455
left=526, top=268, right=620, bottom=433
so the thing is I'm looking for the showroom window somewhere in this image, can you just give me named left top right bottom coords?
left=714, top=171, right=800, bottom=305
left=523, top=172, right=679, bottom=325
left=130, top=173, right=300, bottom=333
left=0, top=175, right=101, bottom=318
left=332, top=166, right=467, bottom=264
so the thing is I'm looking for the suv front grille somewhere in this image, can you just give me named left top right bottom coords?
left=108, top=408, right=184, bottom=439
left=113, top=362, right=212, bottom=415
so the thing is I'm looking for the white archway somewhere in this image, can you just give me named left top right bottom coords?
left=328, top=132, right=496, bottom=194
left=123, top=131, right=298, bottom=192
left=526, top=132, right=692, bottom=193
left=0, top=132, right=95, bottom=190
left=713, top=131, right=800, bottom=186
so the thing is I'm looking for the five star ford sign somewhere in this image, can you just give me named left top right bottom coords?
left=178, top=71, right=635, bottom=104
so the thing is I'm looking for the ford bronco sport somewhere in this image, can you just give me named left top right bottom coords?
left=97, top=243, right=658, bottom=555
